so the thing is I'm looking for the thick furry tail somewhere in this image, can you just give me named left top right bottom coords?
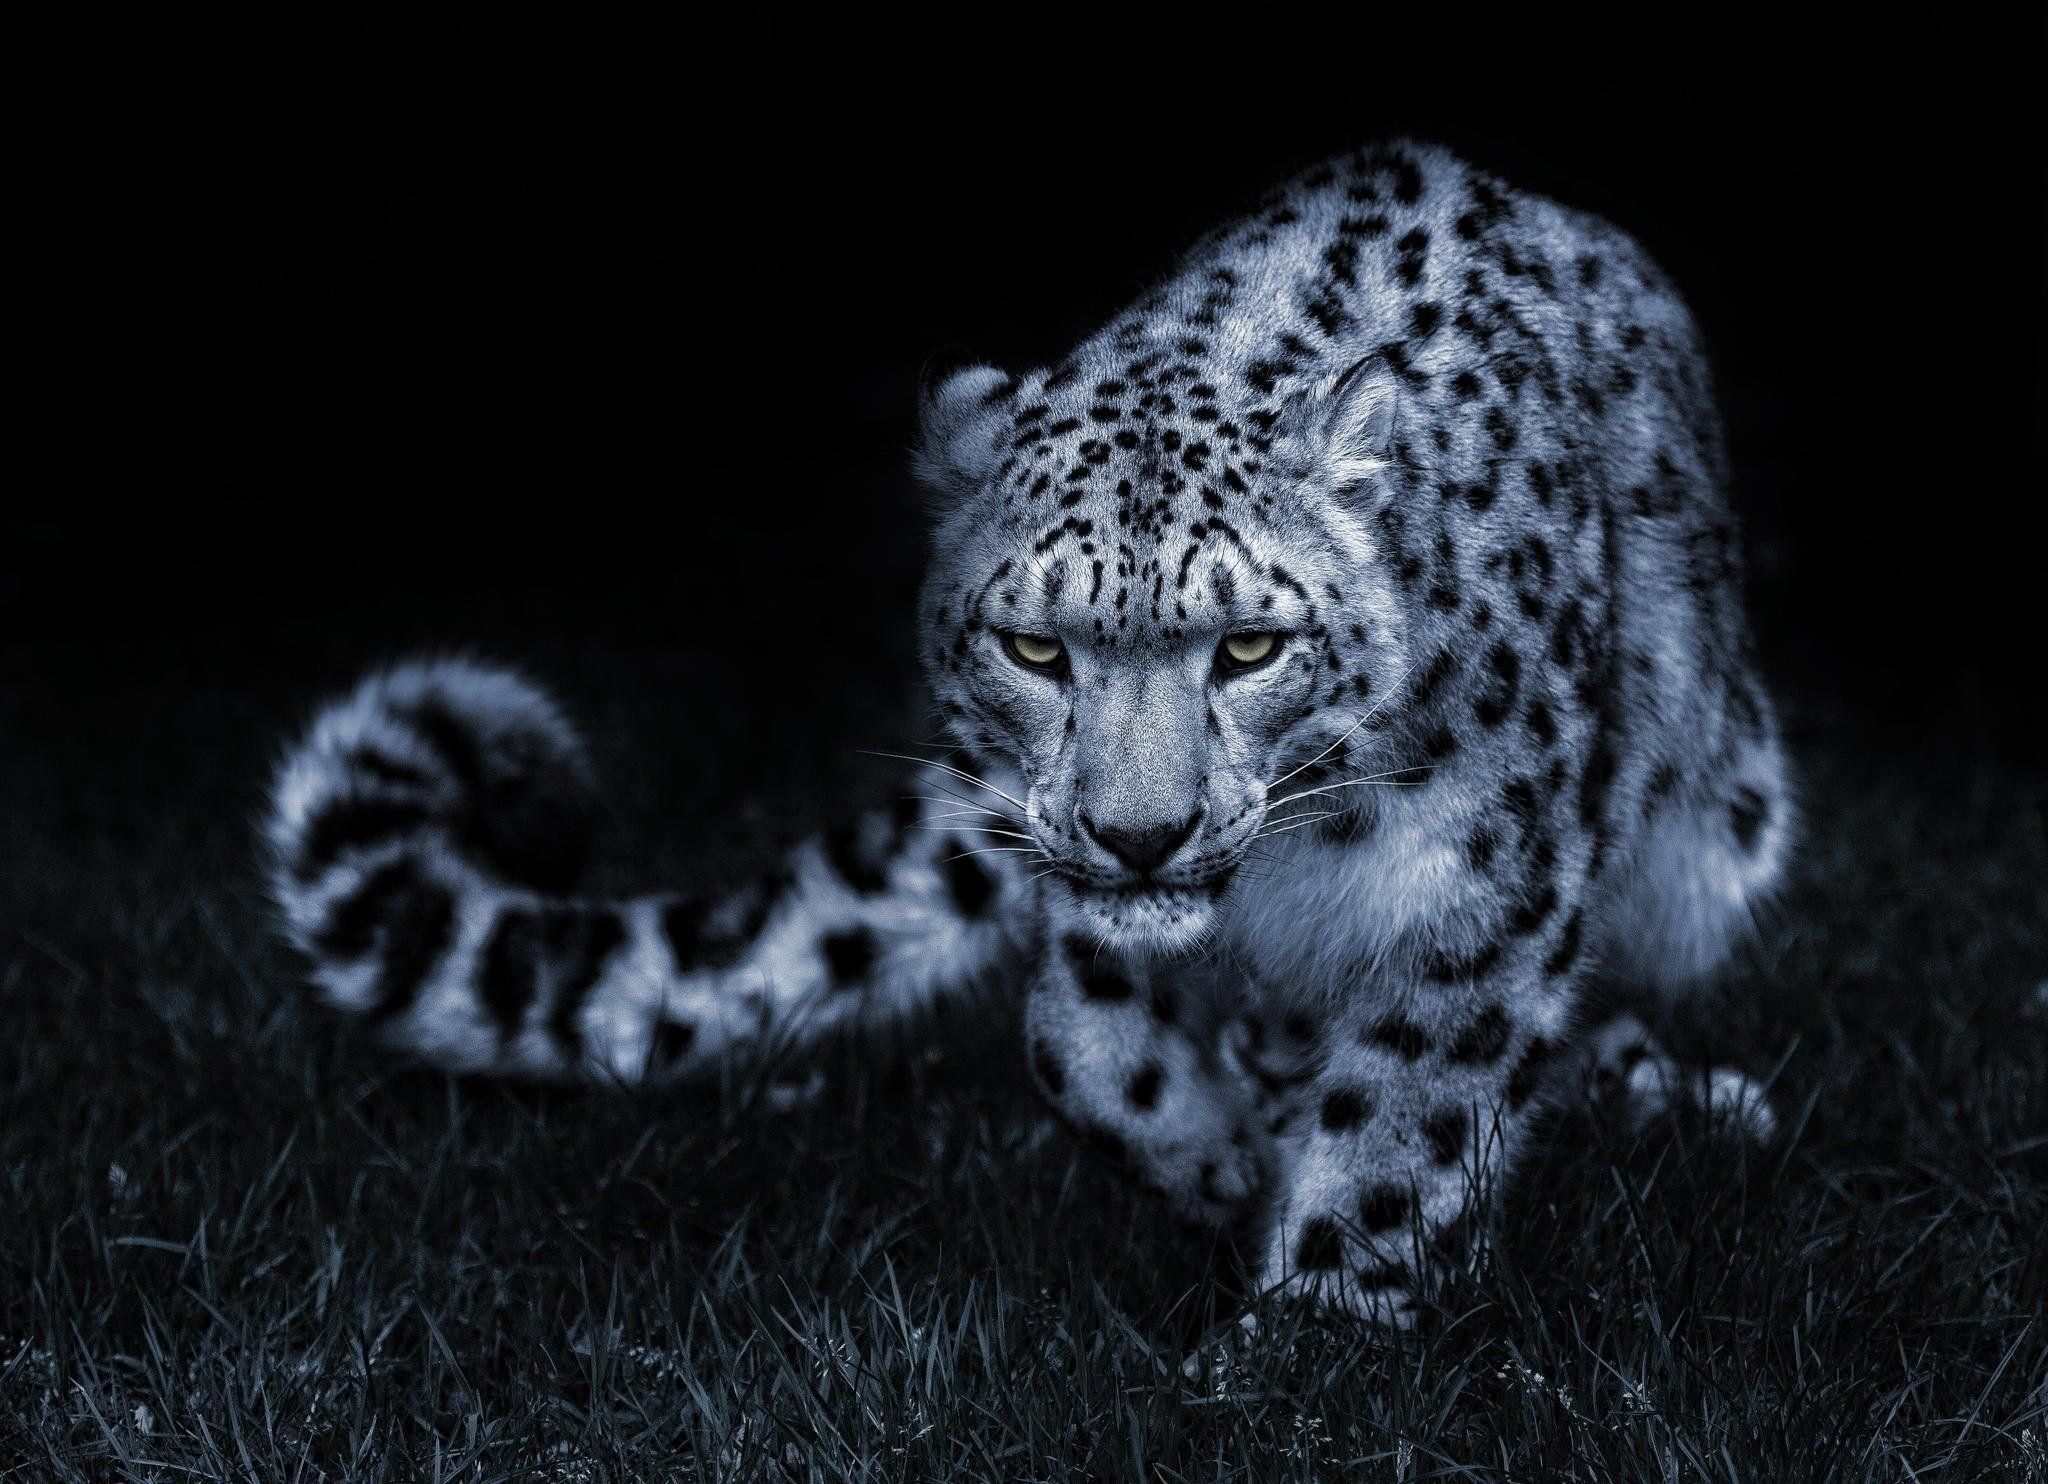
left=264, top=658, right=1029, bottom=1082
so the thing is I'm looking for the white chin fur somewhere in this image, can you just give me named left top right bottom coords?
left=1068, top=885, right=1216, bottom=954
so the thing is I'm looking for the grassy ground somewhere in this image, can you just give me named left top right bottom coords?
left=4, top=623, right=2046, bottom=1478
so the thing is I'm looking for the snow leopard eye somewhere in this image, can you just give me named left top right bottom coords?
left=1001, top=632, right=1066, bottom=674
left=1216, top=631, right=1282, bottom=675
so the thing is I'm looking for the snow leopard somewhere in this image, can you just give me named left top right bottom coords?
left=264, top=141, right=1788, bottom=1325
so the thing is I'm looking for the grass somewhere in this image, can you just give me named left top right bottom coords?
left=3, top=643, right=2046, bottom=1480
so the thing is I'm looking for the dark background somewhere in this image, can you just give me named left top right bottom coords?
left=5, top=8, right=2038, bottom=763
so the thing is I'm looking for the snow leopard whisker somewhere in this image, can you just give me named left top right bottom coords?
left=918, top=810, right=1015, bottom=832
left=917, top=806, right=1019, bottom=826
left=908, top=780, right=1014, bottom=814
left=1265, top=768, right=1434, bottom=810
left=909, top=793, right=1018, bottom=830
left=1253, top=812, right=1341, bottom=841
left=865, top=750, right=1029, bottom=813
left=1266, top=710, right=1377, bottom=795
left=1254, top=815, right=1342, bottom=842
left=942, top=845, right=1045, bottom=867
left=1264, top=656, right=1419, bottom=794
left=1269, top=765, right=1422, bottom=800
left=916, top=823, right=1036, bottom=843
left=914, top=793, right=1007, bottom=813
left=916, top=814, right=1028, bottom=833
left=1257, top=806, right=1340, bottom=830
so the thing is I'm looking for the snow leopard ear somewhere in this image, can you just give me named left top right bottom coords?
left=1311, top=357, right=1402, bottom=507
left=914, top=357, right=1014, bottom=503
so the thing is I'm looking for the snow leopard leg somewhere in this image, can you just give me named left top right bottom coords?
left=1577, top=680, right=1786, bottom=1140
left=1023, top=928, right=1267, bottom=1226
left=1594, top=677, right=1791, bottom=996
left=266, top=658, right=1036, bottom=1083
left=1253, top=911, right=1588, bottom=1328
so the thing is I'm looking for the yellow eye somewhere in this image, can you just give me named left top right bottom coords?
left=1220, top=632, right=1280, bottom=670
left=1003, top=632, right=1065, bottom=670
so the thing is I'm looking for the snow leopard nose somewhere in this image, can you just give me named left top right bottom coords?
left=1080, top=807, right=1202, bottom=874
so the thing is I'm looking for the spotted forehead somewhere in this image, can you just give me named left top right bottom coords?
left=984, top=337, right=1297, bottom=536
left=956, top=311, right=1358, bottom=643
left=968, top=513, right=1329, bottom=652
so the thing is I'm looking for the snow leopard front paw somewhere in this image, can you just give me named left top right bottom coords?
left=1129, top=1089, right=1268, bottom=1227
left=1079, top=1034, right=1270, bottom=1227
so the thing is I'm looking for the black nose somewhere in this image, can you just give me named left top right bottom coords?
left=1080, top=808, right=1202, bottom=873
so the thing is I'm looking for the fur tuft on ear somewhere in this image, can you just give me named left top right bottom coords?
left=914, top=358, right=1014, bottom=499
left=1314, top=357, right=1402, bottom=501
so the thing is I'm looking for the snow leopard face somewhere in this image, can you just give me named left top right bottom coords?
left=915, top=360, right=1412, bottom=953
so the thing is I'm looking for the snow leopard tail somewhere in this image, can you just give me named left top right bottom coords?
left=263, top=658, right=1027, bottom=1083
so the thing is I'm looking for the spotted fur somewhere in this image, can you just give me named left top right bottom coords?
left=263, top=142, right=1789, bottom=1326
